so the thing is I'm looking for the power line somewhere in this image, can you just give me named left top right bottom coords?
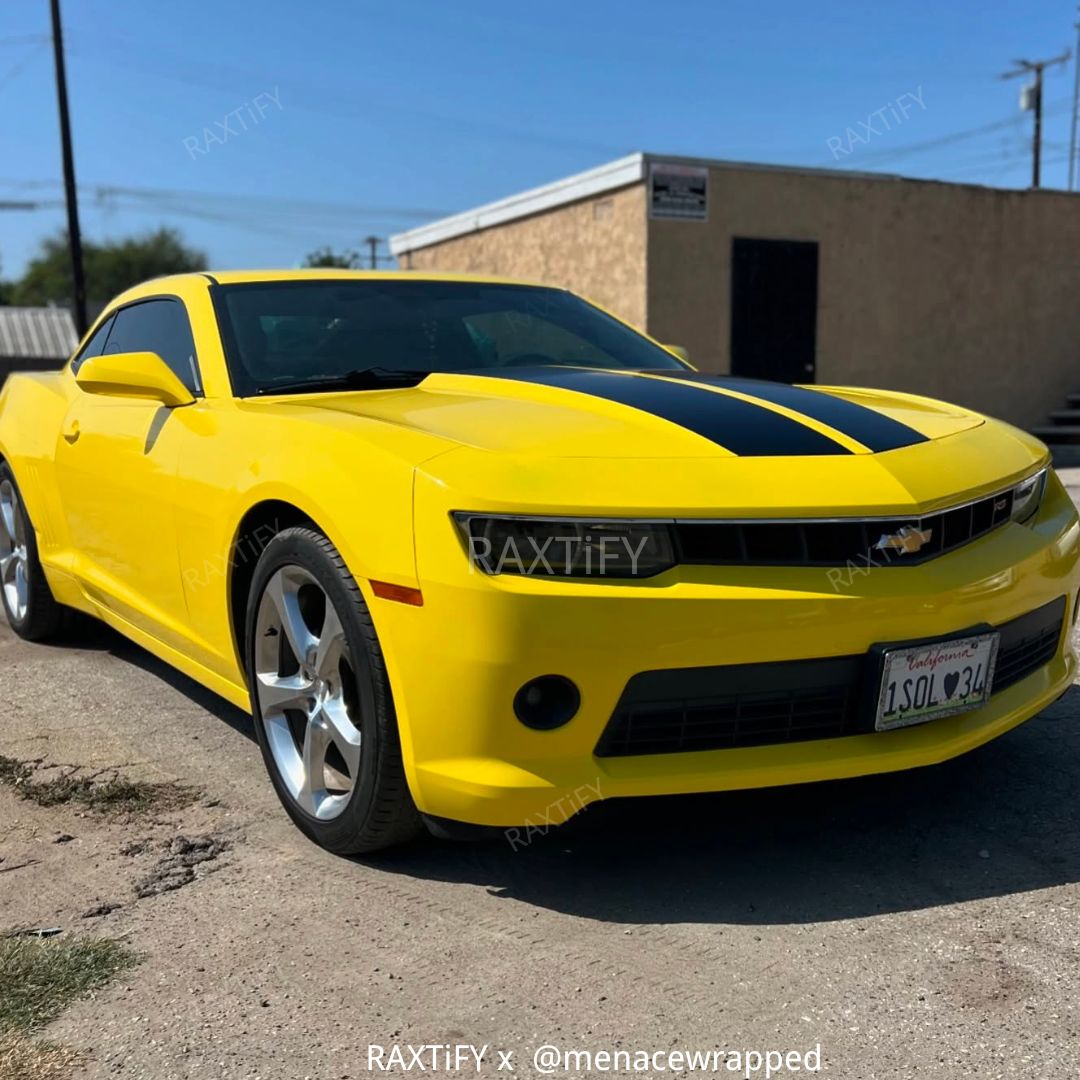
left=846, top=113, right=1026, bottom=167
left=97, top=184, right=447, bottom=222
left=837, top=97, right=1073, bottom=172
left=0, top=34, right=50, bottom=48
left=65, top=31, right=628, bottom=159
left=0, top=39, right=47, bottom=94
left=0, top=180, right=435, bottom=252
left=0, top=178, right=448, bottom=223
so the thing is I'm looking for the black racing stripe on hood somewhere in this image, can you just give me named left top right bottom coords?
left=650, top=372, right=929, bottom=452
left=480, top=368, right=853, bottom=456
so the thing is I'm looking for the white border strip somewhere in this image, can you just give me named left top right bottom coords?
left=389, top=152, right=646, bottom=256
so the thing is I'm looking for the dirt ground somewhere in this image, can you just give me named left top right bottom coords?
left=3, top=476, right=1080, bottom=1079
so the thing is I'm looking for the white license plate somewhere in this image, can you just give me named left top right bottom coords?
left=875, top=632, right=1000, bottom=732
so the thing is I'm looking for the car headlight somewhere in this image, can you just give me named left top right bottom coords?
left=1011, top=469, right=1047, bottom=524
left=452, top=514, right=677, bottom=578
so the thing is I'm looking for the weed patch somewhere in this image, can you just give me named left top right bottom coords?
left=0, top=935, right=139, bottom=1079
left=0, top=756, right=197, bottom=816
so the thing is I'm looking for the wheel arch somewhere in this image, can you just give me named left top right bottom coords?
left=227, top=499, right=318, bottom=677
left=222, top=478, right=418, bottom=697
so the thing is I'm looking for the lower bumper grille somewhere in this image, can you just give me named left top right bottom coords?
left=594, top=596, right=1066, bottom=758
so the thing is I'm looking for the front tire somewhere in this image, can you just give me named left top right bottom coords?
left=245, top=527, right=422, bottom=855
left=0, top=463, right=64, bottom=642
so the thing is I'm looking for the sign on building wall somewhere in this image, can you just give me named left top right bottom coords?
left=649, top=163, right=708, bottom=221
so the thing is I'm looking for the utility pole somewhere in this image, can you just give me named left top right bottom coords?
left=1071, top=11, right=1080, bottom=191
left=1002, top=50, right=1071, bottom=189
left=48, top=0, right=87, bottom=336
left=363, top=235, right=380, bottom=270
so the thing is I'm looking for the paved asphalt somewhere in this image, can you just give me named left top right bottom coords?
left=0, top=473, right=1079, bottom=1079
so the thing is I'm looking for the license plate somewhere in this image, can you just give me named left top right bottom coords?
left=875, top=632, right=1000, bottom=732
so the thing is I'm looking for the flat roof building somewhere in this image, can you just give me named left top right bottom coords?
left=391, top=153, right=1080, bottom=434
left=0, top=305, right=78, bottom=385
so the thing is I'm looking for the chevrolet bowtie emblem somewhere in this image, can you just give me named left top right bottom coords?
left=875, top=525, right=933, bottom=555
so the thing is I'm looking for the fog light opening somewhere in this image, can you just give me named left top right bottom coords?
left=513, top=675, right=580, bottom=730
left=1073, top=589, right=1080, bottom=626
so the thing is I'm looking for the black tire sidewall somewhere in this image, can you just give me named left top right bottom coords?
left=0, top=463, right=40, bottom=636
left=245, top=528, right=399, bottom=853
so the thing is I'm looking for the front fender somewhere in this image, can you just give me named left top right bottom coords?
left=0, top=371, right=75, bottom=565
left=169, top=399, right=456, bottom=685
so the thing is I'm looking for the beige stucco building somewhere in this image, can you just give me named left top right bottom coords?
left=390, top=153, right=1080, bottom=432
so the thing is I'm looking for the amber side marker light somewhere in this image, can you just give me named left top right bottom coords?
left=370, top=581, right=424, bottom=606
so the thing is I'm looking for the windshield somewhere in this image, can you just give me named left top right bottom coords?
left=214, top=280, right=687, bottom=396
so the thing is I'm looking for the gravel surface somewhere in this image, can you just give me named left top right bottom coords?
left=2, top=476, right=1080, bottom=1079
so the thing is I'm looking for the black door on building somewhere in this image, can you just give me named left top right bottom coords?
left=729, top=237, right=819, bottom=383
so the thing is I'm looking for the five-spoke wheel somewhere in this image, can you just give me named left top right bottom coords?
left=0, top=477, right=29, bottom=625
left=254, top=565, right=363, bottom=821
left=246, top=527, right=421, bottom=854
left=0, top=464, right=63, bottom=641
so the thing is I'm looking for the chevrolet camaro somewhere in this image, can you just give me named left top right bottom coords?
left=0, top=270, right=1076, bottom=853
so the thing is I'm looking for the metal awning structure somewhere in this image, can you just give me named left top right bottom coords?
left=0, top=306, right=78, bottom=360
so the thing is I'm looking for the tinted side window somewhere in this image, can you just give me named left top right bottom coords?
left=70, top=314, right=114, bottom=373
left=105, top=299, right=201, bottom=394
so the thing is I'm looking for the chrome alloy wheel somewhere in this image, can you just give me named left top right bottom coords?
left=0, top=478, right=29, bottom=624
left=253, top=565, right=363, bottom=821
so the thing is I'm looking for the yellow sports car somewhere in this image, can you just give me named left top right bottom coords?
left=1, top=270, right=1076, bottom=853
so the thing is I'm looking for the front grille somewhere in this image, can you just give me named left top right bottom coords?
left=595, top=597, right=1066, bottom=758
left=676, top=488, right=1014, bottom=567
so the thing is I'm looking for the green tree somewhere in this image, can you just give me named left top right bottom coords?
left=12, top=228, right=207, bottom=307
left=302, top=246, right=363, bottom=269
left=0, top=254, right=12, bottom=304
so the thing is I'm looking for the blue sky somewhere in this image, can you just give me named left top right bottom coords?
left=1, top=0, right=1078, bottom=277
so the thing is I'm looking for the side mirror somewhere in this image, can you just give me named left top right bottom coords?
left=75, top=351, right=195, bottom=408
left=664, top=344, right=690, bottom=363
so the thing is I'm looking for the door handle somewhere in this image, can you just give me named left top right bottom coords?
left=62, top=420, right=80, bottom=444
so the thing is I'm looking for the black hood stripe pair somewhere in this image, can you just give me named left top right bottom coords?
left=487, top=368, right=851, bottom=456
left=483, top=368, right=928, bottom=456
left=657, top=371, right=929, bottom=453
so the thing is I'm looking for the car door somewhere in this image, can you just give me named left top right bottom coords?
left=53, top=297, right=201, bottom=648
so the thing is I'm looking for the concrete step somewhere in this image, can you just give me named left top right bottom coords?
left=1049, top=444, right=1080, bottom=468
left=1032, top=425, right=1080, bottom=445
left=1030, top=429, right=1080, bottom=467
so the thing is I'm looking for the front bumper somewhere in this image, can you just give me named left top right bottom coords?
left=370, top=472, right=1080, bottom=828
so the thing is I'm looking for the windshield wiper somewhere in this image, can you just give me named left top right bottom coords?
left=256, top=367, right=431, bottom=395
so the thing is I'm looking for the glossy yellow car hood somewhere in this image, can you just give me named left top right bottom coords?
left=264, top=369, right=1043, bottom=519
left=291, top=371, right=984, bottom=459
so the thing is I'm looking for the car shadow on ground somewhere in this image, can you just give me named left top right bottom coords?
left=52, top=617, right=1080, bottom=926
left=55, top=616, right=256, bottom=742
left=374, top=689, right=1080, bottom=925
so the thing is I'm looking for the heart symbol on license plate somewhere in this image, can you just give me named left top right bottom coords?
left=943, top=671, right=960, bottom=698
